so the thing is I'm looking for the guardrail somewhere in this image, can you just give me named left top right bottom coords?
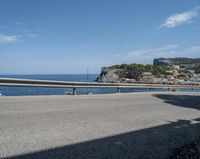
left=0, top=77, right=199, bottom=95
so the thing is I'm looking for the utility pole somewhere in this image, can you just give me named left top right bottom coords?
left=87, top=68, right=89, bottom=83
left=86, top=68, right=89, bottom=94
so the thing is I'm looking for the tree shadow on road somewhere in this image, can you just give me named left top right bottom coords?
left=153, top=94, right=200, bottom=111
left=3, top=118, right=200, bottom=159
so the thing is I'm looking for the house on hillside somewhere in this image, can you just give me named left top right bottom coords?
left=142, top=72, right=153, bottom=78
left=141, top=72, right=153, bottom=83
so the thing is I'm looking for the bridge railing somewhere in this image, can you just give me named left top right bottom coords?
left=0, top=77, right=199, bottom=95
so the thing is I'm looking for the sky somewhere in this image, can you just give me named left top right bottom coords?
left=0, top=0, right=200, bottom=74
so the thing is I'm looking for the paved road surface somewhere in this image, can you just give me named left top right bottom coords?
left=0, top=92, right=200, bottom=159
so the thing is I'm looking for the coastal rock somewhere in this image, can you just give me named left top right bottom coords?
left=96, top=67, right=120, bottom=83
left=96, top=66, right=140, bottom=83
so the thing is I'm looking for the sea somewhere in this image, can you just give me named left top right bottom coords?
left=0, top=74, right=199, bottom=96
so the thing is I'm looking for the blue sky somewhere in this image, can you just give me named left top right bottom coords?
left=0, top=0, right=200, bottom=74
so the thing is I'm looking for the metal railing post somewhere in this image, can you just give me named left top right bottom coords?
left=117, top=88, right=120, bottom=93
left=72, top=88, right=76, bottom=95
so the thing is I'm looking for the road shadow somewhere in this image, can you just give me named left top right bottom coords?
left=153, top=94, right=200, bottom=111
left=2, top=118, right=200, bottom=159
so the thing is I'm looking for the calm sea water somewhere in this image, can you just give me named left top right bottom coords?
left=0, top=74, right=199, bottom=96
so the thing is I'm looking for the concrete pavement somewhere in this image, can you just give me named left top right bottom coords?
left=0, top=92, right=200, bottom=159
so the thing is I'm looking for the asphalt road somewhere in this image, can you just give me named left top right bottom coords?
left=0, top=92, right=200, bottom=159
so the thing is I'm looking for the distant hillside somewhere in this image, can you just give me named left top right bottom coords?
left=153, top=58, right=200, bottom=66
left=169, top=58, right=200, bottom=65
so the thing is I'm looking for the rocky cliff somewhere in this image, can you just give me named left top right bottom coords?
left=96, top=65, right=141, bottom=83
left=96, top=67, right=120, bottom=83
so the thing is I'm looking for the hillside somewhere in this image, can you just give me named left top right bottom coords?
left=96, top=63, right=169, bottom=83
left=153, top=58, right=200, bottom=66
left=97, top=58, right=200, bottom=83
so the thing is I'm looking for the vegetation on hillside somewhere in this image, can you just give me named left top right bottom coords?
left=108, top=63, right=169, bottom=76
